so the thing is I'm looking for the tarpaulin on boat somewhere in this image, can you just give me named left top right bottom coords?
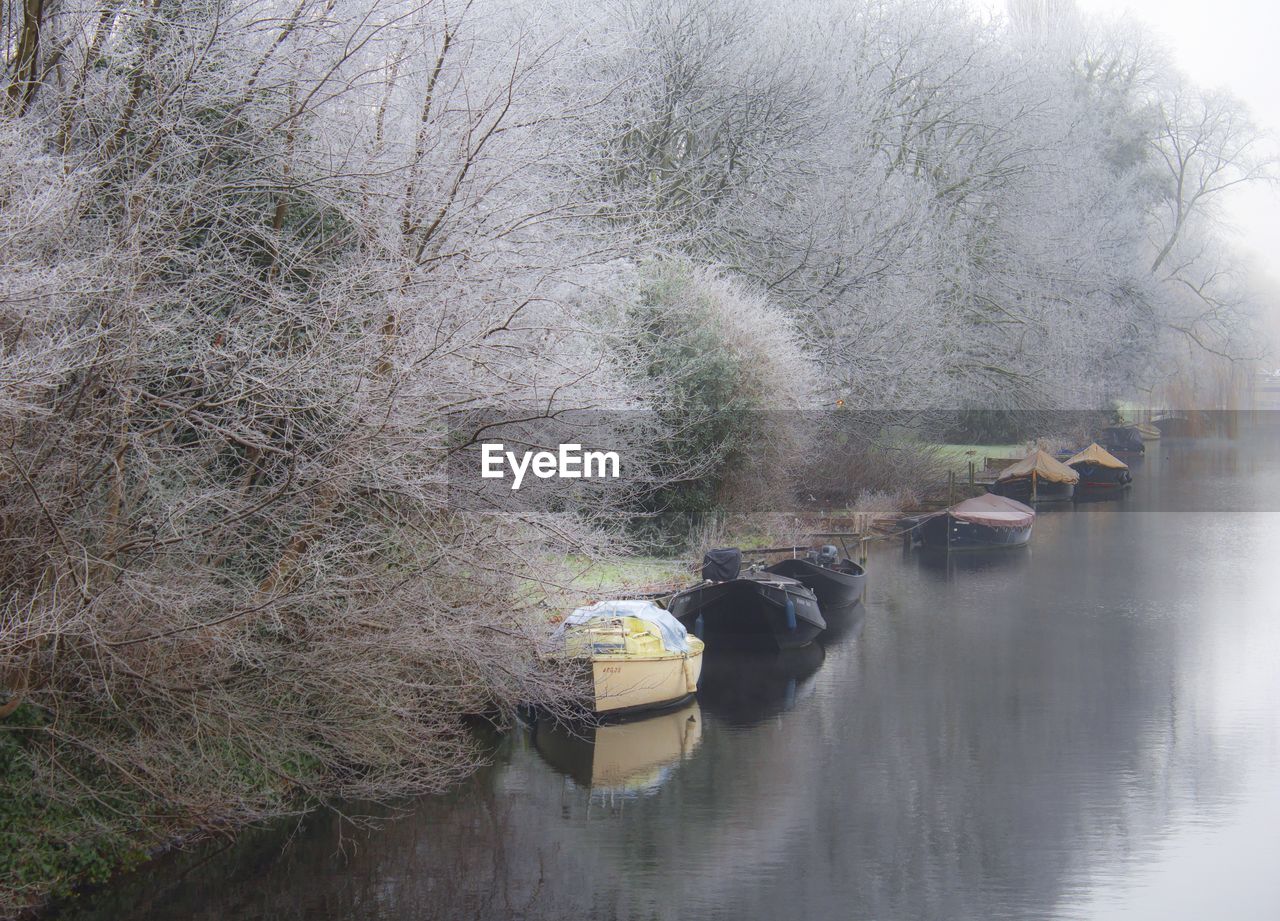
left=1101, top=426, right=1145, bottom=452
left=701, top=548, right=742, bottom=581
left=1066, top=443, right=1128, bottom=470
left=995, top=449, right=1080, bottom=484
left=945, top=494, right=1036, bottom=528
left=555, top=600, right=691, bottom=653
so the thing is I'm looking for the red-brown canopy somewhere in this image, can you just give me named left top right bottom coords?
left=945, top=493, right=1036, bottom=529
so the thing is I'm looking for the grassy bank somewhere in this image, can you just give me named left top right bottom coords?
left=0, top=700, right=326, bottom=918
left=930, top=443, right=1025, bottom=475
left=1, top=712, right=171, bottom=916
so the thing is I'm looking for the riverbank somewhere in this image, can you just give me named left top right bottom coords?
left=45, top=425, right=1280, bottom=921
left=0, top=439, right=1052, bottom=919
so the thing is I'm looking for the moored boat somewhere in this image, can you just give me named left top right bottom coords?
left=667, top=549, right=825, bottom=650
left=914, top=494, right=1035, bottom=550
left=764, top=545, right=866, bottom=617
left=1066, top=442, right=1131, bottom=493
left=987, top=449, right=1079, bottom=503
left=1099, top=425, right=1145, bottom=455
left=553, top=600, right=704, bottom=716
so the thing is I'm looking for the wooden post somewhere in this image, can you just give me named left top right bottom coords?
left=948, top=470, right=956, bottom=506
left=968, top=460, right=975, bottom=489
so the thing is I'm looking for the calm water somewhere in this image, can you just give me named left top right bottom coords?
left=58, top=420, right=1280, bottom=921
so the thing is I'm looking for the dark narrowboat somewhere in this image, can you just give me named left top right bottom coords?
left=667, top=549, right=826, bottom=650
left=764, top=545, right=866, bottom=618
left=914, top=494, right=1035, bottom=550
left=987, top=449, right=1079, bottom=503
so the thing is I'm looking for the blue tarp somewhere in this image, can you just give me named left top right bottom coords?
left=554, top=599, right=691, bottom=654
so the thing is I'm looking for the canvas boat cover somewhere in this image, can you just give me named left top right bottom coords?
left=702, top=548, right=742, bottom=582
left=555, top=599, right=691, bottom=653
left=945, top=494, right=1036, bottom=529
left=1066, top=443, right=1128, bottom=470
left=995, top=449, right=1080, bottom=484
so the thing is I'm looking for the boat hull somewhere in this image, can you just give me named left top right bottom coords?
left=1071, top=464, right=1132, bottom=496
left=987, top=478, right=1074, bottom=504
left=917, top=514, right=1033, bottom=550
left=668, top=578, right=825, bottom=650
left=764, top=558, right=866, bottom=617
left=1099, top=427, right=1145, bottom=455
left=591, top=643, right=703, bottom=716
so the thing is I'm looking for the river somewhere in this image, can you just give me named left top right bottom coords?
left=55, top=415, right=1280, bottom=921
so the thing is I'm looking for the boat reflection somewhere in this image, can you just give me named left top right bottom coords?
left=696, top=644, right=825, bottom=724
left=911, top=544, right=1033, bottom=581
left=817, top=597, right=867, bottom=646
left=1072, top=485, right=1132, bottom=503
left=530, top=702, right=702, bottom=798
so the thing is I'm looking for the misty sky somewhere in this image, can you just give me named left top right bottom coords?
left=973, top=0, right=1278, bottom=316
left=1075, top=0, right=1280, bottom=273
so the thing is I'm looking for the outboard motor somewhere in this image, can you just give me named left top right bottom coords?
left=701, top=548, right=742, bottom=582
left=810, top=544, right=840, bottom=567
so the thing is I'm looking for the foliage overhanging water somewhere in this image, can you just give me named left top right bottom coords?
left=55, top=420, right=1280, bottom=921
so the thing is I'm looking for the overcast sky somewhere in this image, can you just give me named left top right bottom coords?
left=972, top=0, right=1279, bottom=308
left=1072, top=0, right=1280, bottom=273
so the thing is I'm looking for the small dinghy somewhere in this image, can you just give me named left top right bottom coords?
left=667, top=549, right=825, bottom=650
left=765, top=545, right=866, bottom=617
left=1066, top=442, right=1132, bottom=494
left=987, top=449, right=1079, bottom=503
left=553, top=600, right=704, bottom=717
left=914, top=494, right=1035, bottom=550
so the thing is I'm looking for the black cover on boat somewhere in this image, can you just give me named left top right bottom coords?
left=1100, top=426, right=1144, bottom=453
left=702, top=548, right=742, bottom=582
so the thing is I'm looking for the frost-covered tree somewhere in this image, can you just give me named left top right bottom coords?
left=1, top=0, right=1274, bottom=909
left=0, top=0, right=661, bottom=905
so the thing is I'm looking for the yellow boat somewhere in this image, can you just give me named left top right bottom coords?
left=556, top=600, right=704, bottom=716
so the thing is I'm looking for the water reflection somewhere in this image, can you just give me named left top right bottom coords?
left=531, top=703, right=702, bottom=798
left=817, top=597, right=867, bottom=645
left=910, top=542, right=1033, bottom=581
left=54, top=417, right=1280, bottom=921
left=696, top=644, right=826, bottom=724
